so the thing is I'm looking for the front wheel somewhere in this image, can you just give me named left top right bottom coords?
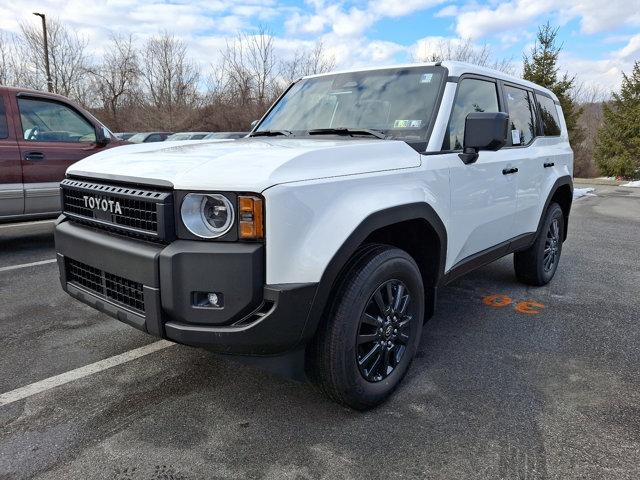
left=307, top=245, right=424, bottom=410
left=514, top=202, right=565, bottom=286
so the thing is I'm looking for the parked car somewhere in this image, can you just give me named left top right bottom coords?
left=54, top=61, right=573, bottom=409
left=0, top=86, right=126, bottom=222
left=166, top=132, right=214, bottom=141
left=127, top=132, right=172, bottom=143
left=114, top=132, right=137, bottom=141
left=203, top=132, right=248, bottom=140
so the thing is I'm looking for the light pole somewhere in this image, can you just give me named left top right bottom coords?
left=32, top=12, right=53, bottom=93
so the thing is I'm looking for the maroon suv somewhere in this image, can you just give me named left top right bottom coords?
left=0, top=87, right=126, bottom=222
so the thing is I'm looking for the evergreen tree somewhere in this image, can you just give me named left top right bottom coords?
left=523, top=23, right=583, bottom=148
left=594, top=62, right=640, bottom=178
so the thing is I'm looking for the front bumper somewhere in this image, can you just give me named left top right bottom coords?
left=55, top=219, right=316, bottom=355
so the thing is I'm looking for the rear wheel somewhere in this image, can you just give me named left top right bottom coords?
left=514, top=202, right=565, bottom=286
left=307, top=245, right=424, bottom=410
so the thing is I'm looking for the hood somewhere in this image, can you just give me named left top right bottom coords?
left=67, top=137, right=422, bottom=192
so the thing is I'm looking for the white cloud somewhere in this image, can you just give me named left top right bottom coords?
left=564, top=0, right=640, bottom=34
left=561, top=36, right=640, bottom=93
left=455, top=0, right=555, bottom=41
left=286, top=0, right=445, bottom=37
left=453, top=0, right=640, bottom=42
left=615, top=33, right=640, bottom=61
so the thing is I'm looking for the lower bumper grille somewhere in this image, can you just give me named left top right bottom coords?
left=66, top=258, right=145, bottom=313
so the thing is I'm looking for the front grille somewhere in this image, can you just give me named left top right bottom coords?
left=66, top=258, right=145, bottom=313
left=61, top=178, right=173, bottom=241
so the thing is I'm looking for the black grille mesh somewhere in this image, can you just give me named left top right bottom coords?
left=61, top=179, right=171, bottom=239
left=66, top=258, right=145, bottom=313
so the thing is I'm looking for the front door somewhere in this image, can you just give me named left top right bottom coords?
left=15, top=96, right=102, bottom=214
left=445, top=77, right=519, bottom=270
left=0, top=93, right=23, bottom=217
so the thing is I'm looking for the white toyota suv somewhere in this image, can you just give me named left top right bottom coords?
left=54, top=61, right=573, bottom=409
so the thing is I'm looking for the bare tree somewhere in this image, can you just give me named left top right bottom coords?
left=0, top=31, right=31, bottom=87
left=88, top=34, right=140, bottom=130
left=219, top=28, right=280, bottom=109
left=19, top=17, right=90, bottom=98
left=140, top=32, right=201, bottom=130
left=413, top=38, right=514, bottom=74
left=280, top=41, right=336, bottom=83
left=0, top=32, right=10, bottom=85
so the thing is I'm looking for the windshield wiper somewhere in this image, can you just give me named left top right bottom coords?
left=250, top=130, right=293, bottom=137
left=307, top=128, right=387, bottom=139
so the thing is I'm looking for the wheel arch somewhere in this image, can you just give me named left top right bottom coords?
left=539, top=176, right=573, bottom=241
left=299, top=203, right=447, bottom=344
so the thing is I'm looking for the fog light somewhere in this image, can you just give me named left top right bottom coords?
left=207, top=292, right=221, bottom=307
left=193, top=291, right=224, bottom=309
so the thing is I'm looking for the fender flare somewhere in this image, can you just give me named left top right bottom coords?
left=298, top=203, right=447, bottom=344
left=537, top=175, right=573, bottom=241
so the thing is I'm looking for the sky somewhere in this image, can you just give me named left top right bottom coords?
left=1, top=0, right=639, bottom=92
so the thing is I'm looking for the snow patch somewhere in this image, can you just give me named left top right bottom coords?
left=622, top=180, right=640, bottom=187
left=573, top=187, right=595, bottom=199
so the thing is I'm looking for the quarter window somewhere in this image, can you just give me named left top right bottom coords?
left=536, top=94, right=561, bottom=136
left=504, top=85, right=536, bottom=146
left=0, top=97, right=8, bottom=139
left=18, top=97, right=96, bottom=143
left=446, top=79, right=499, bottom=150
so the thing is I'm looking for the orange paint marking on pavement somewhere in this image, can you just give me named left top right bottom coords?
left=514, top=301, right=546, bottom=315
left=482, top=294, right=512, bottom=308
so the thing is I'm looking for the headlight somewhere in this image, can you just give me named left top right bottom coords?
left=181, top=193, right=234, bottom=238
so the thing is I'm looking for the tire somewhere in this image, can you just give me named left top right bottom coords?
left=514, top=202, right=565, bottom=286
left=307, top=245, right=424, bottom=410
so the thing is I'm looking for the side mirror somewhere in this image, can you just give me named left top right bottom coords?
left=250, top=119, right=259, bottom=128
left=96, top=126, right=111, bottom=146
left=459, top=112, right=509, bottom=164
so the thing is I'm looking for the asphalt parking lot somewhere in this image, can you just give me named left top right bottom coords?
left=1, top=184, right=639, bottom=480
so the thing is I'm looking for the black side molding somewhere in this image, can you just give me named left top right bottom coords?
left=537, top=175, right=573, bottom=241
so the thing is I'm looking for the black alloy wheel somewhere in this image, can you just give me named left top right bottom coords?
left=357, top=280, right=414, bottom=382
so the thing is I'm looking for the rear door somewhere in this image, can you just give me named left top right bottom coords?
left=446, top=76, right=519, bottom=267
left=0, top=92, right=23, bottom=217
left=15, top=95, right=101, bottom=214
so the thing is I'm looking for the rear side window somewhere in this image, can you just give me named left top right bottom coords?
left=446, top=78, right=499, bottom=150
left=504, top=85, right=536, bottom=146
left=18, top=97, right=96, bottom=143
left=536, top=94, right=561, bottom=136
left=0, top=97, right=8, bottom=139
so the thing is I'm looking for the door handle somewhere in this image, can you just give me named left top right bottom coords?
left=24, top=152, right=46, bottom=162
left=544, top=162, right=555, bottom=168
left=502, top=167, right=519, bottom=175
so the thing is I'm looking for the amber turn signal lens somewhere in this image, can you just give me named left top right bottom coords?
left=238, top=196, right=264, bottom=240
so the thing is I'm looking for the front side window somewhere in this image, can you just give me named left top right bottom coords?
left=18, top=97, right=96, bottom=143
left=446, top=79, right=499, bottom=150
left=537, top=94, right=561, bottom=136
left=256, top=67, right=445, bottom=143
left=0, top=97, right=8, bottom=139
left=504, top=85, right=536, bottom=146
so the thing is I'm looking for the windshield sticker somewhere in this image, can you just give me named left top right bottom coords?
left=394, top=120, right=422, bottom=128
left=420, top=73, right=433, bottom=84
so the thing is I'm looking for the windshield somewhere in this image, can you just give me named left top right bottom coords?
left=255, top=66, right=445, bottom=142
left=128, top=133, right=149, bottom=143
left=167, top=133, right=191, bottom=141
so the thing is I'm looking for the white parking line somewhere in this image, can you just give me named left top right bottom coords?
left=0, top=259, right=57, bottom=273
left=0, top=219, right=56, bottom=229
left=0, top=340, right=175, bottom=407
